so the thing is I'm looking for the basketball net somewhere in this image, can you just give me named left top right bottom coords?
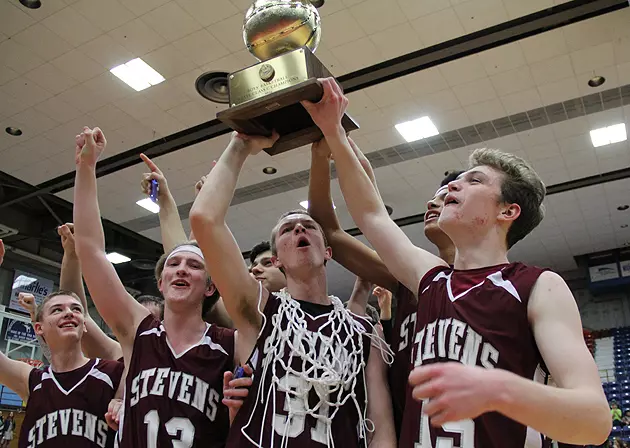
left=242, top=285, right=394, bottom=448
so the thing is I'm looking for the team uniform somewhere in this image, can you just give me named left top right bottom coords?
left=19, top=358, right=123, bottom=448
left=388, top=284, right=417, bottom=437
left=400, top=262, right=550, bottom=448
left=227, top=292, right=376, bottom=448
left=117, top=315, right=235, bottom=448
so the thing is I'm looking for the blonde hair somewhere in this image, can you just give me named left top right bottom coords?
left=469, top=148, right=546, bottom=248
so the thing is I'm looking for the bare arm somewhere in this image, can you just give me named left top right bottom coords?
left=189, top=132, right=277, bottom=362
left=365, top=331, right=396, bottom=447
left=303, top=79, right=446, bottom=296
left=73, top=127, right=149, bottom=359
left=140, top=154, right=188, bottom=252
left=346, top=277, right=372, bottom=316
left=57, top=224, right=122, bottom=360
left=492, top=271, right=610, bottom=444
left=308, top=140, right=398, bottom=292
left=0, top=353, right=32, bottom=402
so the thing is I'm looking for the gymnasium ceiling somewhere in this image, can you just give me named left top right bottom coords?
left=1, top=0, right=630, bottom=298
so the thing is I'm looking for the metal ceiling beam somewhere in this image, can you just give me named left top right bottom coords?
left=0, top=0, right=627, bottom=209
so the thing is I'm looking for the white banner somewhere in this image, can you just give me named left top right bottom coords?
left=9, top=270, right=54, bottom=313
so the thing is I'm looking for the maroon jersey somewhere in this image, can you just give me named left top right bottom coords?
left=389, top=284, right=416, bottom=437
left=19, top=358, right=123, bottom=448
left=400, top=263, right=550, bottom=448
left=227, top=293, right=373, bottom=448
left=117, top=315, right=235, bottom=448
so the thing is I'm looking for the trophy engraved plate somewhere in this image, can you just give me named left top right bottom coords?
left=214, top=0, right=359, bottom=156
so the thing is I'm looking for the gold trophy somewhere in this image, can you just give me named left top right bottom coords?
left=213, top=0, right=358, bottom=155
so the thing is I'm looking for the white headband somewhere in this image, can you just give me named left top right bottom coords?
left=166, top=245, right=204, bottom=263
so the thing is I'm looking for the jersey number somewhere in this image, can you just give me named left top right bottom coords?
left=273, top=373, right=329, bottom=444
left=417, top=403, right=475, bottom=448
left=144, top=410, right=195, bottom=448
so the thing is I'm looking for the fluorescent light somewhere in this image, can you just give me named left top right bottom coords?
left=299, top=200, right=335, bottom=209
left=590, top=123, right=627, bottom=147
left=12, top=275, right=37, bottom=289
left=110, top=58, right=165, bottom=92
left=136, top=198, right=160, bottom=214
left=106, top=252, right=131, bottom=264
left=395, top=116, right=439, bottom=143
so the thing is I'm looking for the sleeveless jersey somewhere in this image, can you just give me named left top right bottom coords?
left=19, top=358, right=123, bottom=448
left=117, top=315, right=235, bottom=448
left=389, top=284, right=417, bottom=437
left=227, top=293, right=373, bottom=448
left=399, top=262, right=550, bottom=448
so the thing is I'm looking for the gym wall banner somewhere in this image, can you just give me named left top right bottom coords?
left=4, top=318, right=36, bottom=344
left=9, top=270, right=53, bottom=313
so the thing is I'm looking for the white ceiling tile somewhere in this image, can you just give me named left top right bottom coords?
left=44, top=116, right=97, bottom=147
left=362, top=128, right=407, bottom=150
left=618, top=62, right=630, bottom=86
left=419, top=89, right=462, bottom=114
left=169, top=68, right=205, bottom=100
left=318, top=9, right=366, bottom=48
left=411, top=8, right=465, bottom=47
left=439, top=55, right=486, bottom=86
left=567, top=164, right=599, bottom=181
left=138, top=111, right=186, bottom=136
left=84, top=72, right=134, bottom=103
left=519, top=28, right=568, bottom=64
left=1, top=78, right=53, bottom=108
left=525, top=142, right=561, bottom=162
left=143, top=44, right=198, bottom=80
left=502, top=0, right=554, bottom=19
left=478, top=42, right=526, bottom=75
left=24, top=63, right=78, bottom=96
left=12, top=23, right=73, bottom=61
left=453, top=0, right=508, bottom=34
left=116, top=122, right=160, bottom=150
left=78, top=34, right=135, bottom=70
left=115, top=94, right=163, bottom=119
left=551, top=117, right=589, bottom=140
left=89, top=104, right=135, bottom=132
left=378, top=101, right=425, bottom=126
left=141, top=80, right=194, bottom=111
left=434, top=108, right=471, bottom=132
left=56, top=83, right=110, bottom=113
left=452, top=78, right=497, bottom=106
left=530, top=54, right=575, bottom=85
left=576, top=65, right=619, bottom=97
left=316, top=0, right=346, bottom=16
left=206, top=13, right=247, bottom=54
left=72, top=0, right=136, bottom=32
left=34, top=96, right=83, bottom=123
left=330, top=39, right=382, bottom=72
left=500, top=88, right=542, bottom=115
left=562, top=13, right=616, bottom=52
left=363, top=80, right=411, bottom=108
left=0, top=39, right=45, bottom=75
left=401, top=67, right=449, bottom=97
left=0, top=1, right=36, bottom=37
left=370, top=23, right=424, bottom=61
left=570, top=42, right=616, bottom=75
left=167, top=101, right=208, bottom=127
left=143, top=2, right=202, bottom=42
left=42, top=6, right=103, bottom=47
left=124, top=0, right=170, bottom=16
left=172, top=29, right=230, bottom=67
left=539, top=168, right=570, bottom=186
left=345, top=90, right=378, bottom=116
left=0, top=66, right=19, bottom=87
left=18, top=0, right=67, bottom=21
left=10, top=107, right=61, bottom=135
left=350, top=110, right=391, bottom=137
left=307, top=47, right=347, bottom=75
left=396, top=0, right=450, bottom=20
left=490, top=67, right=535, bottom=96
left=50, top=49, right=106, bottom=83
left=349, top=0, right=407, bottom=35
left=537, top=76, right=579, bottom=106
left=464, top=98, right=506, bottom=123
left=176, top=0, right=239, bottom=27
left=558, top=135, right=592, bottom=156
left=585, top=109, right=625, bottom=130
left=598, top=155, right=630, bottom=174
left=108, top=18, right=168, bottom=55
left=613, top=36, right=630, bottom=65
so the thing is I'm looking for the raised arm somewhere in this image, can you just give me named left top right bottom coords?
left=189, top=132, right=278, bottom=361
left=308, top=139, right=398, bottom=292
left=303, top=79, right=446, bottom=295
left=58, top=224, right=122, bottom=360
left=73, top=127, right=149, bottom=356
left=365, top=331, right=396, bottom=447
left=139, top=154, right=188, bottom=252
left=346, top=277, right=372, bottom=316
left=0, top=352, right=32, bottom=402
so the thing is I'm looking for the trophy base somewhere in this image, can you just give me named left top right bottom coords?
left=217, top=79, right=358, bottom=155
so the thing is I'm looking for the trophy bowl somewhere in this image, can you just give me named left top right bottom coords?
left=244, top=0, right=321, bottom=62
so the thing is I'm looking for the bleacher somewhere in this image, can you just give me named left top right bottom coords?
left=0, top=384, right=22, bottom=408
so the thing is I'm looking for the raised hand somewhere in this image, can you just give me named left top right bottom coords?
left=311, top=138, right=332, bottom=160
left=231, top=130, right=279, bottom=155
left=57, top=223, right=76, bottom=255
left=18, top=293, right=37, bottom=323
left=75, top=127, right=107, bottom=168
left=140, top=153, right=168, bottom=203
left=105, top=398, right=123, bottom=431
left=194, top=175, right=207, bottom=197
left=301, top=77, right=348, bottom=136
left=0, top=239, right=4, bottom=267
left=222, top=364, right=254, bottom=424
left=373, top=286, right=392, bottom=311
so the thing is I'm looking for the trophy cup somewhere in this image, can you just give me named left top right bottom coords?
left=212, top=0, right=359, bottom=156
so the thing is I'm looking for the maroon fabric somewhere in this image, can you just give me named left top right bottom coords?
left=118, top=315, right=235, bottom=448
left=19, top=358, right=123, bottom=448
left=399, top=263, right=549, bottom=448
